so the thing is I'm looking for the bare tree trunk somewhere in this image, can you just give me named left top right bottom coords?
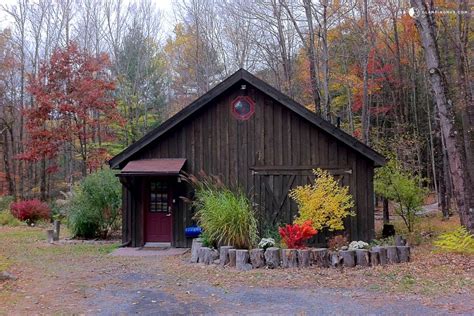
left=411, top=0, right=473, bottom=232
left=361, top=0, right=370, bottom=144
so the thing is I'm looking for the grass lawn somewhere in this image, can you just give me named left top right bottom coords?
left=0, top=215, right=473, bottom=314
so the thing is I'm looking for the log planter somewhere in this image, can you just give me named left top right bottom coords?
left=189, top=239, right=411, bottom=271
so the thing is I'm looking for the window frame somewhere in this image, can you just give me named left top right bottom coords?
left=231, top=95, right=255, bottom=120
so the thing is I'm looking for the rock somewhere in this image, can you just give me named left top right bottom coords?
left=312, top=248, right=329, bottom=268
left=219, top=246, right=234, bottom=267
left=264, top=247, right=280, bottom=269
left=249, top=249, right=265, bottom=268
left=340, top=250, right=356, bottom=267
left=281, top=249, right=298, bottom=268
left=297, top=249, right=310, bottom=268
left=0, top=271, right=17, bottom=281
left=355, top=249, right=370, bottom=266
left=236, top=250, right=252, bottom=271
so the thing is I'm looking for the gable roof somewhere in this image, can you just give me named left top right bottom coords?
left=109, top=69, right=385, bottom=169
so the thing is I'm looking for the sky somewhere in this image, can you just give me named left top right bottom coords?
left=0, top=0, right=175, bottom=34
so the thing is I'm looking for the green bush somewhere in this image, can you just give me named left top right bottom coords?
left=67, top=169, right=121, bottom=239
left=433, top=226, right=474, bottom=255
left=0, top=210, right=21, bottom=227
left=0, top=195, right=14, bottom=211
left=375, top=158, right=427, bottom=232
left=188, top=174, right=258, bottom=249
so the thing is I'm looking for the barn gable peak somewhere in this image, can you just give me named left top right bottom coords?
left=109, top=68, right=385, bottom=169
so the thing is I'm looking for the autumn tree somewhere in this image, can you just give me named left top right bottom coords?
left=21, top=42, right=121, bottom=199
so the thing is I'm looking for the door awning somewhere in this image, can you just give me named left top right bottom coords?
left=119, top=159, right=186, bottom=176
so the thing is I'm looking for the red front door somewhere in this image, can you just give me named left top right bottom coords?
left=145, top=180, right=173, bottom=243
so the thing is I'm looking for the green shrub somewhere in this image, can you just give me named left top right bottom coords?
left=0, top=195, right=14, bottom=211
left=433, top=226, right=474, bottom=255
left=188, top=174, right=258, bottom=249
left=375, top=158, right=427, bottom=232
left=0, top=210, right=21, bottom=227
left=67, top=169, right=121, bottom=239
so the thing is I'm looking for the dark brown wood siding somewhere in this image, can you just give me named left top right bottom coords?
left=125, top=83, right=375, bottom=246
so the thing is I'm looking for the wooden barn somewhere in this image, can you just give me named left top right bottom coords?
left=109, top=69, right=385, bottom=248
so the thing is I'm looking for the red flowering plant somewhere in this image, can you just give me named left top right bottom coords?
left=10, top=199, right=50, bottom=224
left=278, top=220, right=317, bottom=249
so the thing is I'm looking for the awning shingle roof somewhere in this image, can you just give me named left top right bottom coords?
left=120, top=159, right=186, bottom=176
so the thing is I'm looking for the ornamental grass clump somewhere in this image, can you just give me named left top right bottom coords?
left=188, top=173, right=258, bottom=249
left=289, top=168, right=354, bottom=231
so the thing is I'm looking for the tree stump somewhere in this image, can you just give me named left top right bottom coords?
left=191, top=238, right=203, bottom=263
left=330, top=251, right=342, bottom=268
left=395, top=235, right=407, bottom=246
left=250, top=249, right=265, bottom=268
left=198, top=247, right=214, bottom=265
left=312, top=248, right=329, bottom=268
left=47, top=230, right=54, bottom=244
left=297, top=249, right=310, bottom=268
left=264, top=247, right=280, bottom=269
left=236, top=250, right=252, bottom=271
left=372, top=246, right=388, bottom=265
left=386, top=246, right=400, bottom=264
left=53, top=220, right=60, bottom=241
left=369, top=251, right=380, bottom=266
left=340, top=250, right=356, bottom=267
left=281, top=249, right=298, bottom=268
left=355, top=249, right=370, bottom=266
left=228, top=249, right=237, bottom=267
left=397, top=246, right=411, bottom=263
left=219, top=246, right=234, bottom=267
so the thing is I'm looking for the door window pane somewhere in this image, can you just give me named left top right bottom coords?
left=150, top=181, right=168, bottom=212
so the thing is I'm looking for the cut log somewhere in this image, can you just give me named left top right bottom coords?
left=355, top=249, right=370, bottom=267
left=264, top=247, right=280, bottom=269
left=198, top=247, right=215, bottom=265
left=397, top=246, right=411, bottom=263
left=191, top=238, right=203, bottom=263
left=297, top=249, right=310, bottom=268
left=372, top=246, right=388, bottom=265
left=340, top=250, right=356, bottom=267
left=228, top=249, right=236, bottom=267
left=236, top=250, right=252, bottom=271
left=47, top=230, right=54, bottom=244
left=330, top=251, right=341, bottom=268
left=53, top=220, right=60, bottom=241
left=249, top=249, right=265, bottom=268
left=369, top=251, right=380, bottom=266
left=219, top=246, right=234, bottom=267
left=395, top=235, right=407, bottom=246
left=386, top=246, right=400, bottom=264
left=281, top=249, right=298, bottom=268
left=312, top=248, right=329, bottom=268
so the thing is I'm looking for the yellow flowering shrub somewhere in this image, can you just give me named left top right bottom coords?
left=289, top=168, right=355, bottom=231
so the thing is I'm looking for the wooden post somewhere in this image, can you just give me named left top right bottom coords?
left=372, top=246, right=388, bottom=265
left=228, top=249, right=236, bottom=267
left=47, top=230, right=54, bottom=244
left=219, top=246, right=234, bottom=267
left=395, top=235, right=407, bottom=246
left=297, top=249, right=310, bottom=268
left=355, top=249, right=370, bottom=266
left=198, top=247, right=210, bottom=264
left=386, top=246, right=400, bottom=264
left=330, top=251, right=341, bottom=268
left=236, top=250, right=252, bottom=271
left=53, top=220, right=60, bottom=241
left=397, top=246, right=411, bottom=263
left=191, top=238, right=203, bottom=263
left=340, top=250, right=356, bottom=267
left=249, top=249, right=265, bottom=268
left=281, top=249, right=298, bottom=268
left=312, top=248, right=329, bottom=268
left=264, top=247, right=280, bottom=269
left=369, top=251, right=380, bottom=266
